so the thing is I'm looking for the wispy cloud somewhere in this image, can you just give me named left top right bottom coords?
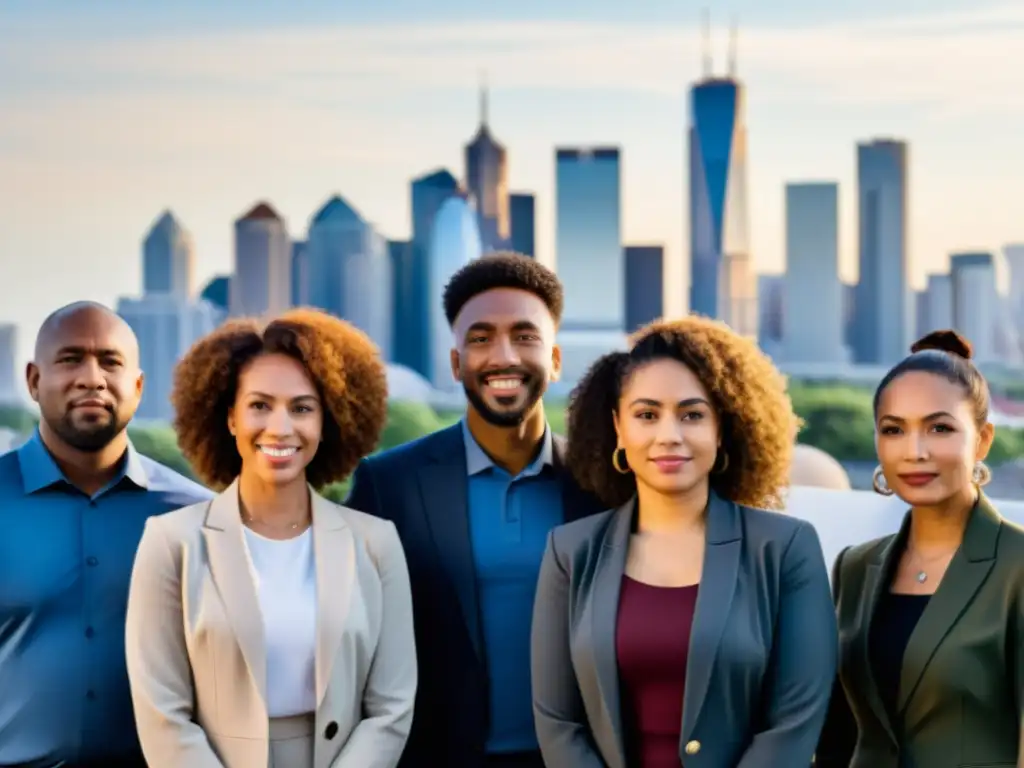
left=2, top=4, right=1023, bottom=117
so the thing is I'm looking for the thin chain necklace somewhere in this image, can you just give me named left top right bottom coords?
left=908, top=547, right=956, bottom=583
left=242, top=508, right=309, bottom=531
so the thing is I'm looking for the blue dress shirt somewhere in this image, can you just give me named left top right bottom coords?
left=462, top=421, right=565, bottom=754
left=0, top=429, right=211, bottom=766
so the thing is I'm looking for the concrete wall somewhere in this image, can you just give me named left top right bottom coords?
left=785, top=486, right=1024, bottom=574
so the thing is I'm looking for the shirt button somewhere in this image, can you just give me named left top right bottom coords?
left=685, top=740, right=701, bottom=755
left=86, top=556, right=99, bottom=567
left=85, top=627, right=95, bottom=638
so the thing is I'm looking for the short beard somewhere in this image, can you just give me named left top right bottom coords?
left=49, top=411, right=126, bottom=453
left=463, top=378, right=545, bottom=428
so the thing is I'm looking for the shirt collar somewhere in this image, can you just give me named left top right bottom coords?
left=461, top=418, right=554, bottom=477
left=17, top=427, right=150, bottom=495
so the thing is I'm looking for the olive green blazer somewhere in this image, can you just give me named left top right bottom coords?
left=816, top=495, right=1024, bottom=768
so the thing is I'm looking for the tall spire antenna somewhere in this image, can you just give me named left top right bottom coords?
left=701, top=8, right=712, bottom=77
left=479, top=69, right=489, bottom=127
left=728, top=15, right=738, bottom=77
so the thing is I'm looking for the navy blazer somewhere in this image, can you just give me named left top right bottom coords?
left=530, top=492, right=838, bottom=768
left=345, top=422, right=604, bottom=768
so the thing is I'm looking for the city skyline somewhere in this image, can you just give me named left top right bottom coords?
left=2, top=1, right=1023, bottom=370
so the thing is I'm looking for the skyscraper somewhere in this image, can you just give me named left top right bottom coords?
left=853, top=139, right=910, bottom=365
left=624, top=245, right=664, bottom=332
left=143, top=210, right=193, bottom=297
left=509, top=193, right=536, bottom=258
left=783, top=182, right=844, bottom=363
left=950, top=252, right=1000, bottom=363
left=922, top=272, right=953, bottom=333
left=397, top=169, right=460, bottom=377
left=306, top=195, right=392, bottom=358
left=200, top=275, right=231, bottom=315
left=291, top=240, right=309, bottom=307
left=231, top=202, right=291, bottom=317
left=117, top=295, right=221, bottom=422
left=555, top=147, right=623, bottom=331
left=688, top=22, right=756, bottom=337
left=464, top=81, right=509, bottom=252
left=428, top=192, right=482, bottom=389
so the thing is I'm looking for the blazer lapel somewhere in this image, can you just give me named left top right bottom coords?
left=311, top=489, right=356, bottom=706
left=898, top=496, right=1000, bottom=714
left=417, top=424, right=483, bottom=661
left=680, top=492, right=741, bottom=741
left=202, top=480, right=268, bottom=703
left=590, top=499, right=632, bottom=768
left=857, top=532, right=902, bottom=746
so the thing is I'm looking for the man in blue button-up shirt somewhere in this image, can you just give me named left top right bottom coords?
left=0, top=302, right=211, bottom=768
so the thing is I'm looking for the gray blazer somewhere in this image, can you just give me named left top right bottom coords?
left=530, top=492, right=837, bottom=768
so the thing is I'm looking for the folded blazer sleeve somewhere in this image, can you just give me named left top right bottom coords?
left=124, top=517, right=226, bottom=768
left=815, top=545, right=856, bottom=768
left=331, top=521, right=417, bottom=768
left=531, top=531, right=607, bottom=768
left=735, top=521, right=838, bottom=768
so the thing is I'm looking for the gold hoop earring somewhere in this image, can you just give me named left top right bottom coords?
left=872, top=466, right=893, bottom=496
left=972, top=461, right=991, bottom=487
left=713, top=451, right=730, bottom=475
left=612, top=448, right=630, bottom=474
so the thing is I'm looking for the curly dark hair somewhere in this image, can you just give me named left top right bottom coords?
left=171, top=307, right=388, bottom=491
left=566, top=316, right=798, bottom=510
left=442, top=251, right=564, bottom=326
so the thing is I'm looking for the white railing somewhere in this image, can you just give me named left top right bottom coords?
left=785, top=486, right=1024, bottom=572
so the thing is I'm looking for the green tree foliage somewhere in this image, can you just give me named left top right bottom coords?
left=787, top=384, right=879, bottom=461
left=127, top=425, right=197, bottom=480
left=0, top=402, right=37, bottom=432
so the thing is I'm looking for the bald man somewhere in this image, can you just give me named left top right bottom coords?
left=0, top=302, right=212, bottom=768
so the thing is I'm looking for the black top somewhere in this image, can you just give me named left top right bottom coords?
left=869, top=592, right=931, bottom=725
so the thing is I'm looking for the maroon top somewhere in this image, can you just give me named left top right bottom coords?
left=615, top=575, right=699, bottom=768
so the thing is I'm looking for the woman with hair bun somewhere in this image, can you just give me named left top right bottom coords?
left=816, top=330, right=1024, bottom=767
left=530, top=316, right=837, bottom=768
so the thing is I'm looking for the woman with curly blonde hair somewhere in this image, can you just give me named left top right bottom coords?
left=124, top=309, right=416, bottom=768
left=530, top=316, right=837, bottom=768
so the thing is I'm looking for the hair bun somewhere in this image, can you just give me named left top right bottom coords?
left=911, top=329, right=973, bottom=360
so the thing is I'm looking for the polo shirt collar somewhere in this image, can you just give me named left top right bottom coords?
left=17, top=427, right=150, bottom=495
left=461, top=418, right=554, bottom=477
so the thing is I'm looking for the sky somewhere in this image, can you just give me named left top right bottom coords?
left=1, top=0, right=1023, bottom=371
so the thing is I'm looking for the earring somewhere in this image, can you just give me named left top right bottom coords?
left=872, top=466, right=893, bottom=496
left=612, top=448, right=630, bottom=474
left=713, top=451, right=730, bottom=474
left=972, top=461, right=991, bottom=487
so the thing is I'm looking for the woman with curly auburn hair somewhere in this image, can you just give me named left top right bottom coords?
left=530, top=316, right=837, bottom=768
left=124, top=308, right=416, bottom=768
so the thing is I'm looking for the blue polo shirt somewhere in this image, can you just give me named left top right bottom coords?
left=463, top=421, right=565, bottom=754
left=0, top=429, right=212, bottom=766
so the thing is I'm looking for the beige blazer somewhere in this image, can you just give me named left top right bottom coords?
left=124, top=479, right=417, bottom=768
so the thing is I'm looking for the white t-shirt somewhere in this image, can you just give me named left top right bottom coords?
left=242, top=527, right=317, bottom=718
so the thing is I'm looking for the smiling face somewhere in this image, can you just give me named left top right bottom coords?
left=227, top=353, right=323, bottom=488
left=875, top=370, right=994, bottom=506
left=27, top=306, right=143, bottom=453
left=450, top=287, right=561, bottom=427
left=613, top=358, right=721, bottom=500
